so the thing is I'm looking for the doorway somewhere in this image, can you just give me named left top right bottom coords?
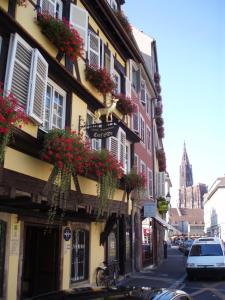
left=22, top=225, right=60, bottom=298
left=71, top=229, right=89, bottom=282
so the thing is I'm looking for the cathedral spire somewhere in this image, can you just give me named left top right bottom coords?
left=179, top=142, right=193, bottom=188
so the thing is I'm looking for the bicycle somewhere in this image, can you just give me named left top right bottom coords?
left=96, top=260, right=120, bottom=287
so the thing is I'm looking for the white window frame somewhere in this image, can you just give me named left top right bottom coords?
left=140, top=160, right=146, bottom=176
left=140, top=79, right=146, bottom=105
left=108, top=128, right=126, bottom=171
left=125, top=142, right=131, bottom=174
left=139, top=114, right=145, bottom=144
left=146, top=93, right=151, bottom=117
left=70, top=4, right=88, bottom=52
left=146, top=126, right=151, bottom=153
left=40, top=0, right=63, bottom=19
left=132, top=106, right=139, bottom=133
left=43, top=78, right=66, bottom=131
left=88, top=30, right=100, bottom=68
left=113, top=69, right=121, bottom=95
left=86, top=111, right=102, bottom=151
left=134, top=154, right=139, bottom=173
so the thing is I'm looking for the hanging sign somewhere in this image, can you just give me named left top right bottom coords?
left=144, top=203, right=156, bottom=218
left=86, top=123, right=119, bottom=139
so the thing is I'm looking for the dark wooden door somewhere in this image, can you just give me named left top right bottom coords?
left=22, top=225, right=60, bottom=298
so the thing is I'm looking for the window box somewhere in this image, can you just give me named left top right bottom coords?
left=116, top=93, right=137, bottom=115
left=114, top=10, right=132, bottom=35
left=37, top=13, right=84, bottom=62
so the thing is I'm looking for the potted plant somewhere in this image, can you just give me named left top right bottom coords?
left=155, top=116, right=164, bottom=127
left=122, top=169, right=146, bottom=202
left=85, top=64, right=116, bottom=96
left=116, top=93, right=137, bottom=115
left=0, top=83, right=28, bottom=163
left=37, top=14, right=84, bottom=62
left=157, top=126, right=165, bottom=139
left=156, top=149, right=166, bottom=172
left=157, top=196, right=169, bottom=214
left=154, top=72, right=160, bottom=83
left=155, top=83, right=161, bottom=94
left=114, top=10, right=132, bottom=35
left=42, top=128, right=90, bottom=222
left=86, top=149, right=124, bottom=217
left=155, top=105, right=163, bottom=117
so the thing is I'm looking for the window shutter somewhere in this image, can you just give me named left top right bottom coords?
left=108, top=136, right=119, bottom=160
left=156, top=172, right=165, bottom=197
left=28, top=49, right=48, bottom=124
left=70, top=4, right=88, bottom=51
left=88, top=31, right=100, bottom=67
left=4, top=34, right=32, bottom=108
left=140, top=80, right=146, bottom=105
left=40, top=0, right=56, bottom=16
left=125, top=76, right=131, bottom=97
left=132, top=112, right=139, bottom=133
left=148, top=169, right=153, bottom=196
left=136, top=68, right=141, bottom=92
left=119, top=129, right=126, bottom=169
left=110, top=51, right=114, bottom=75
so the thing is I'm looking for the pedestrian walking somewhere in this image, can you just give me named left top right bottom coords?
left=163, top=240, right=168, bottom=259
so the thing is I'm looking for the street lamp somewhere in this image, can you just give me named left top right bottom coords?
left=166, top=192, right=171, bottom=203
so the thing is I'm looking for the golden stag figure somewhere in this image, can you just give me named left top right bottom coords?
left=94, top=98, right=119, bottom=122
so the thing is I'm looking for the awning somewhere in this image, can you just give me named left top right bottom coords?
left=153, top=216, right=180, bottom=233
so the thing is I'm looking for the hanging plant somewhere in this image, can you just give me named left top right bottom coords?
left=42, top=128, right=90, bottom=223
left=156, top=149, right=166, bottom=172
left=116, top=93, right=137, bottom=115
left=114, top=10, right=132, bottom=35
left=0, top=83, right=28, bottom=163
left=154, top=72, right=160, bottom=83
left=123, top=169, right=146, bottom=203
left=85, top=64, right=116, bottom=95
left=157, top=126, right=165, bottom=139
left=157, top=95, right=162, bottom=102
left=155, top=105, right=163, bottom=117
left=155, top=116, right=164, bottom=127
left=157, top=197, right=169, bottom=214
left=37, top=13, right=84, bottom=62
left=86, top=149, right=124, bottom=217
left=155, top=83, right=161, bottom=94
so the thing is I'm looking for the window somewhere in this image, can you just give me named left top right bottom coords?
left=189, top=244, right=223, bottom=257
left=146, top=94, right=151, bottom=116
left=134, top=154, right=138, bottom=172
left=88, top=31, right=100, bottom=67
left=140, top=80, right=146, bottom=105
left=43, top=79, right=66, bottom=130
left=107, top=0, right=118, bottom=10
left=86, top=112, right=101, bottom=151
left=132, top=66, right=138, bottom=91
left=70, top=4, right=88, bottom=51
left=140, top=160, right=146, bottom=175
left=146, top=127, right=151, bottom=152
left=113, top=70, right=121, bottom=95
left=104, top=52, right=111, bottom=73
left=108, top=128, right=126, bottom=170
left=148, top=169, right=153, bottom=196
left=125, top=143, right=131, bottom=174
left=40, top=0, right=63, bottom=19
left=139, top=114, right=145, bottom=143
left=132, top=108, right=139, bottom=133
left=4, top=33, right=48, bottom=125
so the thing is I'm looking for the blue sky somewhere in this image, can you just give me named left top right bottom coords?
left=124, top=0, right=225, bottom=206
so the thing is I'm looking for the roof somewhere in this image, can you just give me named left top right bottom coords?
left=169, top=208, right=204, bottom=225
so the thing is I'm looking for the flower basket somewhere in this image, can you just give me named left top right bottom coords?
left=17, top=0, right=28, bottom=6
left=154, top=72, right=160, bottom=83
left=123, top=169, right=146, bottom=202
left=116, top=93, right=137, bottom=115
left=155, top=116, right=164, bottom=127
left=37, top=14, right=83, bottom=62
left=114, top=10, right=132, bottom=35
left=85, top=64, right=116, bottom=95
left=86, top=149, right=123, bottom=217
left=157, top=197, right=169, bottom=214
left=0, top=83, right=28, bottom=163
left=156, top=149, right=166, bottom=172
left=155, top=83, right=161, bottom=94
left=157, top=95, right=162, bottom=102
left=157, top=126, right=165, bottom=139
left=155, top=105, right=163, bottom=117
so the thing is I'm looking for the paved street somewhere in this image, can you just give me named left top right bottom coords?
left=119, top=246, right=225, bottom=299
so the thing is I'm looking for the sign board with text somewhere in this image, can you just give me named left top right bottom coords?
left=144, top=203, right=156, bottom=218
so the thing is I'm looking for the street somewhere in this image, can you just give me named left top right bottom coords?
left=119, top=247, right=225, bottom=300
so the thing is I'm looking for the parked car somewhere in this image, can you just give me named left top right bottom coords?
left=30, top=286, right=192, bottom=300
left=186, top=237, right=225, bottom=280
left=184, top=240, right=194, bottom=256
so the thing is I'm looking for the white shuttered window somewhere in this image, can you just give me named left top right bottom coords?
left=4, top=33, right=48, bottom=124
left=70, top=4, right=88, bottom=51
left=40, top=0, right=63, bottom=19
left=108, top=128, right=126, bottom=170
left=156, top=172, right=165, bottom=197
left=88, top=31, right=100, bottom=67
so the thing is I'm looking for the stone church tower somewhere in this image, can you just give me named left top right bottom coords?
left=179, top=143, right=207, bottom=209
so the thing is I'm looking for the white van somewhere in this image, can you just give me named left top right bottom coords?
left=186, top=237, right=225, bottom=279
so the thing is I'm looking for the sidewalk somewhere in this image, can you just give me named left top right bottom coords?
left=118, top=246, right=187, bottom=289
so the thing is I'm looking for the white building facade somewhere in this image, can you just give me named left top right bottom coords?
left=204, top=177, right=225, bottom=240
